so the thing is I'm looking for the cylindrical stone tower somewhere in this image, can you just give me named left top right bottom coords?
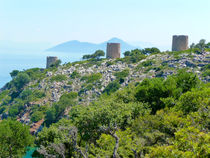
left=172, top=35, right=189, bottom=51
left=46, top=56, right=58, bottom=68
left=106, top=43, right=121, bottom=59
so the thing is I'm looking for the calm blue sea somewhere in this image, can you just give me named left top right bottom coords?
left=0, top=49, right=85, bottom=88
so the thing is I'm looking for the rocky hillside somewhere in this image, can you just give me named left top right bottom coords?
left=0, top=50, right=209, bottom=131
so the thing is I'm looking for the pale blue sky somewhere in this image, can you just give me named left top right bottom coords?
left=0, top=0, right=210, bottom=49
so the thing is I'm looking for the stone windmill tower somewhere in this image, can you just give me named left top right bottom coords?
left=172, top=35, right=189, bottom=51
left=46, top=56, right=58, bottom=68
left=106, top=43, right=121, bottom=59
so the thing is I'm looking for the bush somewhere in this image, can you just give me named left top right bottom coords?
left=103, top=81, right=121, bottom=95
left=12, top=73, right=31, bottom=90
left=0, top=119, right=34, bottom=157
left=83, top=50, right=105, bottom=60
left=51, top=74, right=67, bottom=82
left=70, top=71, right=80, bottom=79
left=25, top=68, right=46, bottom=81
left=135, top=78, right=167, bottom=114
left=122, top=49, right=146, bottom=63
left=81, top=73, right=102, bottom=83
left=141, top=47, right=161, bottom=55
left=31, top=111, right=44, bottom=122
left=142, top=60, right=153, bottom=67
left=114, top=69, right=129, bottom=84
left=177, top=88, right=209, bottom=114
left=45, top=92, right=78, bottom=126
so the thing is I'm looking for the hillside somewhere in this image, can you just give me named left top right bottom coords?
left=0, top=47, right=210, bottom=157
left=46, top=37, right=139, bottom=53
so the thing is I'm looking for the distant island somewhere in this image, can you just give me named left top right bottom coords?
left=46, top=37, right=140, bottom=53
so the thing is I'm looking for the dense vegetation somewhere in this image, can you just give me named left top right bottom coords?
left=32, top=71, right=209, bottom=158
left=0, top=119, right=34, bottom=157
left=0, top=41, right=209, bottom=157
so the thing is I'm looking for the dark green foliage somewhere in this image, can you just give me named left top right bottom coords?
left=11, top=72, right=31, bottom=90
left=123, top=51, right=131, bottom=56
left=32, top=90, right=46, bottom=99
left=10, top=70, right=19, bottom=78
left=103, top=81, right=121, bottom=95
left=20, top=89, right=33, bottom=101
left=135, top=70, right=200, bottom=113
left=31, top=111, right=44, bottom=122
left=45, top=92, right=78, bottom=126
left=175, top=69, right=200, bottom=93
left=114, top=69, right=129, bottom=80
left=0, top=90, right=11, bottom=105
left=177, top=87, right=209, bottom=114
left=201, top=64, right=210, bottom=77
left=123, top=49, right=146, bottom=63
left=83, top=50, right=105, bottom=60
left=135, top=78, right=167, bottom=113
left=36, top=71, right=209, bottom=157
left=8, top=99, right=25, bottom=117
left=124, top=47, right=160, bottom=57
left=25, top=68, right=46, bottom=81
left=141, top=47, right=161, bottom=55
left=0, top=119, right=34, bottom=157
left=106, top=61, right=114, bottom=66
left=69, top=100, right=148, bottom=142
left=114, top=69, right=129, bottom=84
left=190, top=39, right=210, bottom=54
left=141, top=60, right=153, bottom=67
left=70, top=71, right=80, bottom=79
left=50, top=74, right=67, bottom=82
left=19, top=89, right=45, bottom=103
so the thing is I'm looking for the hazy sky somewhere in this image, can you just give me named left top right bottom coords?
left=1, top=0, right=210, bottom=48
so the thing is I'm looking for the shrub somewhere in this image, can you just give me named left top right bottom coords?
left=114, top=69, right=129, bottom=84
left=70, top=71, right=80, bottom=79
left=83, top=50, right=105, bottom=60
left=103, top=81, right=120, bottom=95
left=142, top=60, right=153, bottom=67
left=12, top=73, right=31, bottom=90
left=81, top=73, right=102, bottom=83
left=51, top=74, right=67, bottom=82
left=31, top=111, right=44, bottom=122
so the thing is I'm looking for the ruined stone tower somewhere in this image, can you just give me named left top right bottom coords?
left=106, top=43, right=121, bottom=59
left=46, top=56, right=58, bottom=68
left=172, top=35, right=189, bottom=51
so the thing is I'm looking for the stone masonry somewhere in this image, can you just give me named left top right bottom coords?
left=172, top=35, right=189, bottom=51
left=106, top=43, right=121, bottom=59
left=46, top=56, right=58, bottom=68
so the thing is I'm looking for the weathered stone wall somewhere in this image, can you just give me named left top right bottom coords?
left=46, top=56, right=58, bottom=68
left=172, top=35, right=189, bottom=51
left=106, top=43, right=121, bottom=59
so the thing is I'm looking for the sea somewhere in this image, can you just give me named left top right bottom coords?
left=0, top=49, right=86, bottom=88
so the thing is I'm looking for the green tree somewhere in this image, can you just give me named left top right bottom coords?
left=10, top=70, right=19, bottom=79
left=45, top=92, right=78, bottom=126
left=142, top=47, right=161, bottom=55
left=31, top=111, right=44, bottom=122
left=103, top=81, right=121, bottom=95
left=123, top=51, right=131, bottom=56
left=82, top=50, right=105, bottom=60
left=135, top=78, right=167, bottom=113
left=175, top=69, right=200, bottom=93
left=0, top=119, right=34, bottom=157
left=195, top=39, right=206, bottom=54
left=12, top=73, right=31, bottom=90
left=177, top=88, right=209, bottom=114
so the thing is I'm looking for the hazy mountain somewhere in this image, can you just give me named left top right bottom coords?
left=46, top=38, right=139, bottom=53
